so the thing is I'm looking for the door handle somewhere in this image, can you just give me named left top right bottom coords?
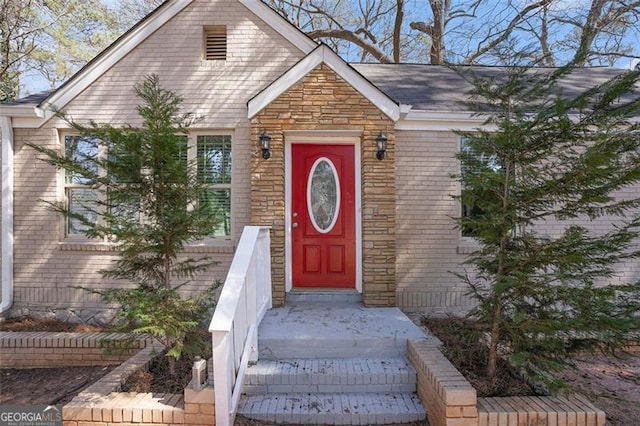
left=292, top=222, right=298, bottom=229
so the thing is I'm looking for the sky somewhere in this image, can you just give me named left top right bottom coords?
left=18, top=0, right=640, bottom=97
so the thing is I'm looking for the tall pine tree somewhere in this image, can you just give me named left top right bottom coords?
left=30, top=75, right=220, bottom=373
left=455, top=66, right=640, bottom=388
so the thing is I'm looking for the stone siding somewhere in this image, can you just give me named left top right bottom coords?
left=250, top=64, right=396, bottom=306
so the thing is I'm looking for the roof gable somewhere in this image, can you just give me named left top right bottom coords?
left=38, top=0, right=317, bottom=117
left=248, top=44, right=400, bottom=121
left=40, top=0, right=193, bottom=115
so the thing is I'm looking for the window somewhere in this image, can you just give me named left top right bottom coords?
left=62, top=132, right=233, bottom=240
left=203, top=26, right=227, bottom=61
left=196, top=135, right=232, bottom=237
left=64, top=135, right=101, bottom=236
left=459, top=137, right=503, bottom=237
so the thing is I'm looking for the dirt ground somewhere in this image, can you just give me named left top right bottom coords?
left=0, top=318, right=114, bottom=405
left=1, top=317, right=638, bottom=426
left=554, top=351, right=640, bottom=426
left=0, top=366, right=116, bottom=406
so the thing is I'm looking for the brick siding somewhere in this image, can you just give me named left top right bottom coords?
left=6, top=0, right=306, bottom=320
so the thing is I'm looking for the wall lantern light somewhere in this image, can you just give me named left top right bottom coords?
left=376, top=132, right=388, bottom=160
left=259, top=131, right=271, bottom=159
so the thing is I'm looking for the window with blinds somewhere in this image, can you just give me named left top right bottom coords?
left=203, top=26, right=227, bottom=61
left=459, top=137, right=504, bottom=237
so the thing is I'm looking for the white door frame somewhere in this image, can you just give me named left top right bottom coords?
left=284, top=129, right=363, bottom=293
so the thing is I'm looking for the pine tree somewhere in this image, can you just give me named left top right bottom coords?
left=30, top=75, right=220, bottom=373
left=454, top=65, right=640, bottom=389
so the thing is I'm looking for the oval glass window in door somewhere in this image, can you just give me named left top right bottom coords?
left=307, top=157, right=341, bottom=233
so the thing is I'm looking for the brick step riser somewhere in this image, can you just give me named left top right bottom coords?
left=244, top=411, right=425, bottom=425
left=243, top=358, right=417, bottom=394
left=238, top=392, right=426, bottom=425
left=243, top=382, right=417, bottom=394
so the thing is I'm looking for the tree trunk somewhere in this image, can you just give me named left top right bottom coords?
left=487, top=299, right=502, bottom=379
left=429, top=0, right=445, bottom=64
left=393, top=0, right=404, bottom=63
left=166, top=336, right=176, bottom=376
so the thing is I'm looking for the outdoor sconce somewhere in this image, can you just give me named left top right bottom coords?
left=260, top=131, right=271, bottom=159
left=376, top=132, right=388, bottom=160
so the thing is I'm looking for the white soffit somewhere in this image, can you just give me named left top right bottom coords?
left=239, top=0, right=317, bottom=54
left=39, top=0, right=194, bottom=115
left=248, top=44, right=400, bottom=121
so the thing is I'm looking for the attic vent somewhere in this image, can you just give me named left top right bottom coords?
left=204, top=26, right=227, bottom=60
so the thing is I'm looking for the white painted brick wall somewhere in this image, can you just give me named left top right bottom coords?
left=395, top=129, right=640, bottom=314
left=9, top=0, right=305, bottom=320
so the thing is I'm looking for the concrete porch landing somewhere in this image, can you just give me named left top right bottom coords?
left=257, top=302, right=435, bottom=359
left=238, top=302, right=435, bottom=424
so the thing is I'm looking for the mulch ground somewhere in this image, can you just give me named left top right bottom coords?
left=421, top=316, right=535, bottom=397
left=0, top=317, right=114, bottom=405
left=0, top=317, right=206, bottom=403
left=0, top=317, right=104, bottom=333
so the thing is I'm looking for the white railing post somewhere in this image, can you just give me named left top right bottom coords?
left=208, top=226, right=272, bottom=426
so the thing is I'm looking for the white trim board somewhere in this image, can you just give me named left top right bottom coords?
left=239, top=0, right=317, bottom=54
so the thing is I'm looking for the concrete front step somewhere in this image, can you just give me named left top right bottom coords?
left=243, top=358, right=418, bottom=394
left=258, top=303, right=428, bottom=359
left=237, top=392, right=426, bottom=425
left=241, top=303, right=430, bottom=424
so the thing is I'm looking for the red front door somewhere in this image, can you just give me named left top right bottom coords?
left=291, top=144, right=356, bottom=288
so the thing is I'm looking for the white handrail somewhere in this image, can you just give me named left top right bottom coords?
left=208, top=226, right=272, bottom=426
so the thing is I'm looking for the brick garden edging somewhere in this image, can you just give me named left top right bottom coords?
left=2, top=331, right=609, bottom=425
left=408, top=339, right=606, bottom=426
left=408, top=339, right=478, bottom=426
left=62, top=343, right=216, bottom=426
left=0, top=331, right=149, bottom=367
left=0, top=332, right=215, bottom=426
left=478, top=395, right=605, bottom=426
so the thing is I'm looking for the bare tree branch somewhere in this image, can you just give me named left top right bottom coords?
left=307, top=28, right=393, bottom=62
left=463, top=0, right=554, bottom=64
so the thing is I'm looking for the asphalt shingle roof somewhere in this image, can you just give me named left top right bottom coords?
left=4, top=65, right=636, bottom=114
left=2, top=91, right=51, bottom=106
left=352, top=64, right=636, bottom=111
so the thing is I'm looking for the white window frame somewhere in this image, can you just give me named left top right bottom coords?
left=188, top=130, right=234, bottom=242
left=61, top=132, right=105, bottom=239
left=59, top=130, right=234, bottom=242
